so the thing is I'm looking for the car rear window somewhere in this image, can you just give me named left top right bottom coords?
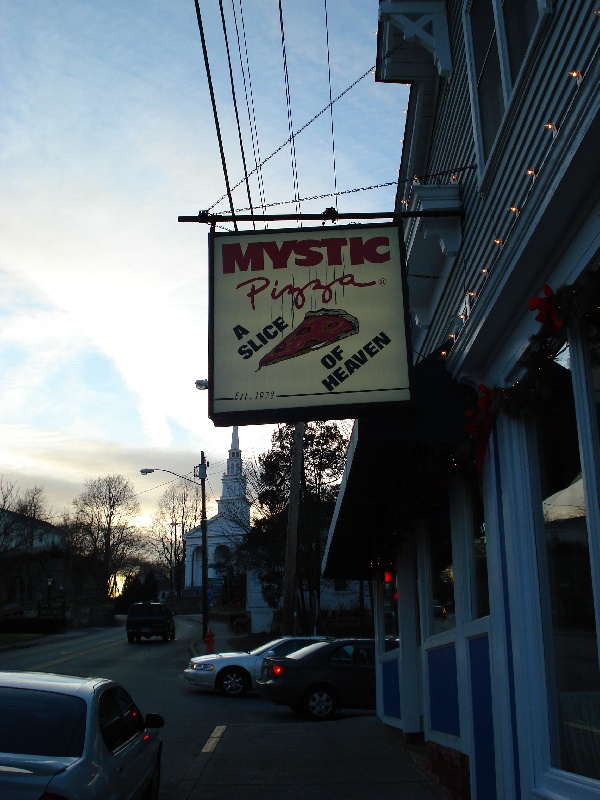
left=0, top=687, right=86, bottom=757
left=128, top=604, right=164, bottom=618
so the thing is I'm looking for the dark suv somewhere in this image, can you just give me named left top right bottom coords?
left=126, top=602, right=175, bottom=643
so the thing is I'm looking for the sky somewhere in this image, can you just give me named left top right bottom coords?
left=0, top=1, right=408, bottom=524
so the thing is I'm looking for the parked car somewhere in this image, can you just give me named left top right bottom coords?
left=433, top=601, right=447, bottom=619
left=126, top=601, right=175, bottom=643
left=184, top=636, right=327, bottom=698
left=0, top=670, right=164, bottom=799
left=257, top=638, right=376, bottom=720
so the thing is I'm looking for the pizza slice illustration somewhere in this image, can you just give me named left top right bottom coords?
left=258, top=308, right=359, bottom=370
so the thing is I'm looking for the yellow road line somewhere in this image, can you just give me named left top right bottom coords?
left=31, top=640, right=122, bottom=670
left=202, top=725, right=227, bottom=753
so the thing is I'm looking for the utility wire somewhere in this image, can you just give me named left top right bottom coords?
left=208, top=60, right=378, bottom=211
left=231, top=0, right=268, bottom=220
left=278, top=0, right=301, bottom=217
left=193, top=0, right=238, bottom=229
left=218, top=0, right=255, bottom=228
left=323, top=0, right=338, bottom=211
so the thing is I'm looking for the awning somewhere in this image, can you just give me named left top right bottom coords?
left=322, top=358, right=475, bottom=579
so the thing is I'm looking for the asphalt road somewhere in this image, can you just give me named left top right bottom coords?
left=0, top=616, right=299, bottom=800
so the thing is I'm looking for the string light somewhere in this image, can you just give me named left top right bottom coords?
left=526, top=168, right=537, bottom=179
left=509, top=205, right=520, bottom=215
left=494, top=238, right=503, bottom=245
left=468, top=291, right=477, bottom=297
left=451, top=174, right=458, bottom=183
left=568, top=70, right=583, bottom=85
left=543, top=122, right=558, bottom=139
left=413, top=176, right=420, bottom=184
left=482, top=267, right=489, bottom=274
left=400, top=198, right=409, bottom=207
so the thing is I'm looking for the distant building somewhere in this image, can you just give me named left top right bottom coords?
left=0, top=509, right=65, bottom=553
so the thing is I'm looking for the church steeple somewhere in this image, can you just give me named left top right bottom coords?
left=218, top=426, right=249, bottom=526
left=226, top=426, right=242, bottom=477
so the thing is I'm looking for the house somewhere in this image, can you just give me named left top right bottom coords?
left=323, top=3, right=599, bottom=800
left=0, top=509, right=65, bottom=553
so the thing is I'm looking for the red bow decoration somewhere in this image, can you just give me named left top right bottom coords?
left=465, top=384, right=496, bottom=474
left=528, top=284, right=563, bottom=335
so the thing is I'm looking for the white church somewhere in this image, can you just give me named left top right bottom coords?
left=183, top=427, right=370, bottom=633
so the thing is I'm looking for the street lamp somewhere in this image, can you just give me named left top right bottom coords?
left=140, top=458, right=209, bottom=639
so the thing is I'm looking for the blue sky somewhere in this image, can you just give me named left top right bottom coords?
left=0, top=1, right=407, bottom=521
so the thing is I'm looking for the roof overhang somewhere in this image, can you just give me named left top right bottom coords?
left=322, top=357, right=475, bottom=579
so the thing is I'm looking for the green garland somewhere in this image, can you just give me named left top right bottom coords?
left=465, top=268, right=600, bottom=472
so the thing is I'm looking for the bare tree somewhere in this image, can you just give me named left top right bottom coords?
left=150, top=480, right=203, bottom=598
left=72, top=475, right=141, bottom=600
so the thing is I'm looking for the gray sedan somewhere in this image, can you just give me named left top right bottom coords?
left=0, top=670, right=164, bottom=799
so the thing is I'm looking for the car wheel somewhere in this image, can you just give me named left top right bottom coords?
left=303, top=686, right=337, bottom=720
left=142, top=753, right=161, bottom=800
left=127, top=633, right=134, bottom=643
left=219, top=667, right=248, bottom=697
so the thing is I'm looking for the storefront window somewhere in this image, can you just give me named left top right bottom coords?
left=537, top=341, right=600, bottom=780
left=472, top=488, right=489, bottom=618
left=383, top=578, right=399, bottom=650
left=428, top=503, right=455, bottom=635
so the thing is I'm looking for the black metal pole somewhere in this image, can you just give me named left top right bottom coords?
left=178, top=208, right=462, bottom=224
left=200, top=451, right=209, bottom=641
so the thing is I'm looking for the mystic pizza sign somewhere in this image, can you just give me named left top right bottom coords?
left=208, top=222, right=412, bottom=426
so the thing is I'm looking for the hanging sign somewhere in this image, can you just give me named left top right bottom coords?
left=208, top=222, right=412, bottom=426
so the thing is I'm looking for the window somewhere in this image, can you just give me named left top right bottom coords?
left=99, top=687, right=144, bottom=753
left=471, top=486, right=489, bottom=618
left=0, top=687, right=86, bottom=758
left=536, top=337, right=600, bottom=780
left=427, top=502, right=456, bottom=635
left=330, top=643, right=374, bottom=665
left=467, top=0, right=540, bottom=160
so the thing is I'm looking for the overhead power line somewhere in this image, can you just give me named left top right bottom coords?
left=208, top=60, right=379, bottom=211
left=193, top=0, right=238, bottom=229
left=218, top=0, right=255, bottom=227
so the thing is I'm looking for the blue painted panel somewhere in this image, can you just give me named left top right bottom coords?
left=381, top=659, right=401, bottom=718
left=470, top=635, right=497, bottom=800
left=428, top=644, right=460, bottom=736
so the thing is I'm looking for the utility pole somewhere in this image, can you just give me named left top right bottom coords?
left=194, top=453, right=209, bottom=640
left=282, top=422, right=305, bottom=636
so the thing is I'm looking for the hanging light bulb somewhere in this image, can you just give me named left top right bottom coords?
left=568, top=70, right=583, bottom=85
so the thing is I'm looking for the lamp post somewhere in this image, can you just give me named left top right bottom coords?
left=140, top=461, right=209, bottom=639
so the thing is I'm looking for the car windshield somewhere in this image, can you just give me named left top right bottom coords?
left=248, top=639, right=285, bottom=656
left=0, top=687, right=87, bottom=757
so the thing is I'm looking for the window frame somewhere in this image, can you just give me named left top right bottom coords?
left=463, top=0, right=550, bottom=181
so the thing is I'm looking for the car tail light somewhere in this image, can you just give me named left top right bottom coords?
left=272, top=664, right=285, bottom=676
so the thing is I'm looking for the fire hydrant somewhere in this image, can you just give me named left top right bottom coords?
left=204, top=628, right=215, bottom=655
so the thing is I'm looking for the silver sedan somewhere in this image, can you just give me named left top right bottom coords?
left=0, top=670, right=164, bottom=799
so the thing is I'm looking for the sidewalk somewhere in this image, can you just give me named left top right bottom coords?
left=184, top=619, right=446, bottom=800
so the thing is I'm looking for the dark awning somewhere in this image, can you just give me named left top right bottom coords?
left=322, top=358, right=476, bottom=579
